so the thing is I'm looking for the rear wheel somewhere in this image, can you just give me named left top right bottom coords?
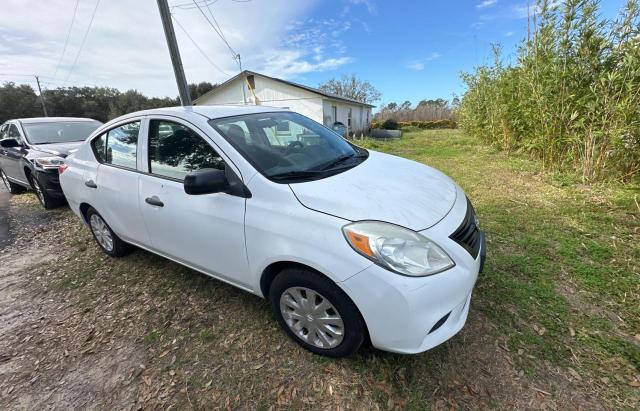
left=0, top=169, right=26, bottom=194
left=86, top=207, right=132, bottom=257
left=269, top=268, right=365, bottom=357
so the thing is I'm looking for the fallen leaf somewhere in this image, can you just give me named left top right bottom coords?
left=567, top=368, right=582, bottom=381
left=252, top=363, right=264, bottom=370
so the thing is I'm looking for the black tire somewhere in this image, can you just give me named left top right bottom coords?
left=0, top=168, right=26, bottom=194
left=86, top=207, right=133, bottom=257
left=269, top=268, right=366, bottom=357
left=29, top=174, right=62, bottom=209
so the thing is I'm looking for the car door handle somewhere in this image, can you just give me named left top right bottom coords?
left=84, top=179, right=97, bottom=188
left=145, top=196, right=164, bottom=207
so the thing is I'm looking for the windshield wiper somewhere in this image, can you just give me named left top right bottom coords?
left=269, top=170, right=324, bottom=181
left=315, top=154, right=363, bottom=171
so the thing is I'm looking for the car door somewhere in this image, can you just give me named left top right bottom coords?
left=0, top=123, right=8, bottom=173
left=0, top=123, right=29, bottom=184
left=137, top=116, right=250, bottom=288
left=89, top=119, right=150, bottom=245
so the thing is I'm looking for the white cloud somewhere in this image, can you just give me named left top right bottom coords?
left=349, top=0, right=377, bottom=14
left=477, top=0, right=497, bottom=9
left=513, top=1, right=561, bottom=19
left=341, top=0, right=377, bottom=16
left=261, top=50, right=352, bottom=77
left=262, top=17, right=354, bottom=77
left=406, top=62, right=425, bottom=71
left=0, top=0, right=358, bottom=97
left=405, top=52, right=441, bottom=71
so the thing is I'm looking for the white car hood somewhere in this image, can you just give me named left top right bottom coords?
left=289, top=151, right=458, bottom=230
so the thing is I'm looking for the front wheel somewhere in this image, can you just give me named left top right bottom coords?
left=30, top=174, right=61, bottom=209
left=269, top=268, right=366, bottom=357
left=1, top=169, right=26, bottom=194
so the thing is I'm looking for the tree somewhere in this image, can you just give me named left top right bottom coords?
left=0, top=83, right=39, bottom=123
left=189, top=81, right=217, bottom=100
left=318, top=74, right=381, bottom=104
left=0, top=82, right=179, bottom=123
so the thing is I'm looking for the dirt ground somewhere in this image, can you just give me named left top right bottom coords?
left=0, top=188, right=624, bottom=410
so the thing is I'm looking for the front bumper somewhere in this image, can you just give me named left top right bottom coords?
left=34, top=169, right=65, bottom=199
left=339, top=185, right=485, bottom=354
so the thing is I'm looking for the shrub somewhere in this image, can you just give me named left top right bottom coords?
left=397, top=120, right=458, bottom=129
left=458, top=0, right=640, bottom=182
left=381, top=119, right=399, bottom=130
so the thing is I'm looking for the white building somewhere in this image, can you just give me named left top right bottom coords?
left=194, top=71, right=374, bottom=135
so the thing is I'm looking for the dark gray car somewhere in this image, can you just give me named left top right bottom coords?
left=0, top=117, right=102, bottom=209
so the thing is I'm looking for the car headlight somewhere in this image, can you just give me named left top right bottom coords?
left=35, top=156, right=65, bottom=169
left=342, top=221, right=455, bottom=276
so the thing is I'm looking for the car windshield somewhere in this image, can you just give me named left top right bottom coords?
left=22, top=121, right=102, bottom=145
left=209, top=112, right=367, bottom=182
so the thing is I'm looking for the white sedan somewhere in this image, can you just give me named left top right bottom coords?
left=60, top=106, right=485, bottom=357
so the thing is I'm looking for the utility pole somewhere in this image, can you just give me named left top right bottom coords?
left=156, top=0, right=191, bottom=106
left=237, top=53, right=247, bottom=105
left=34, top=75, right=48, bottom=117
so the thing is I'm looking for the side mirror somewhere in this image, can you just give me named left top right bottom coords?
left=0, top=138, right=20, bottom=148
left=184, top=168, right=229, bottom=195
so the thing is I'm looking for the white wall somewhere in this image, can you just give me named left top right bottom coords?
left=322, top=99, right=372, bottom=135
left=196, top=75, right=324, bottom=123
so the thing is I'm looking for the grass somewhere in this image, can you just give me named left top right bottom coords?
left=6, top=129, right=638, bottom=409
left=359, top=130, right=639, bottom=402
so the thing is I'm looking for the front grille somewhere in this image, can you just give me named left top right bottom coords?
left=450, top=198, right=481, bottom=259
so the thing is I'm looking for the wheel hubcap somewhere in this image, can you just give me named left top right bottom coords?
left=33, top=180, right=45, bottom=203
left=90, top=214, right=114, bottom=252
left=279, top=287, right=344, bottom=349
left=1, top=171, right=9, bottom=189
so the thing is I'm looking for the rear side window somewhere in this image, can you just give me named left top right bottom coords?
left=148, top=119, right=224, bottom=181
left=92, top=121, right=139, bottom=169
left=92, top=134, right=107, bottom=162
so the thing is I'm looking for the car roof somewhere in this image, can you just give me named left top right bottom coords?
left=16, top=117, right=100, bottom=124
left=119, top=105, right=289, bottom=121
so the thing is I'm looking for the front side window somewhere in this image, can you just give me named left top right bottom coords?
left=210, top=112, right=367, bottom=183
left=148, top=120, right=224, bottom=181
left=22, top=121, right=101, bottom=145
left=7, top=124, right=22, bottom=142
left=92, top=121, right=139, bottom=169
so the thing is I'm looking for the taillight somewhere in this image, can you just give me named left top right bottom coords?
left=58, top=164, right=69, bottom=174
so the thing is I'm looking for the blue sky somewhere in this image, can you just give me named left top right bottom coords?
left=291, top=0, right=626, bottom=107
left=0, top=0, right=627, bottom=108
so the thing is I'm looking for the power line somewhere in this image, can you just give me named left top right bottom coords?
left=65, top=0, right=101, bottom=82
left=53, top=0, right=80, bottom=79
left=172, top=0, right=220, bottom=11
left=172, top=15, right=230, bottom=76
left=0, top=73, right=36, bottom=77
left=191, top=0, right=237, bottom=59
